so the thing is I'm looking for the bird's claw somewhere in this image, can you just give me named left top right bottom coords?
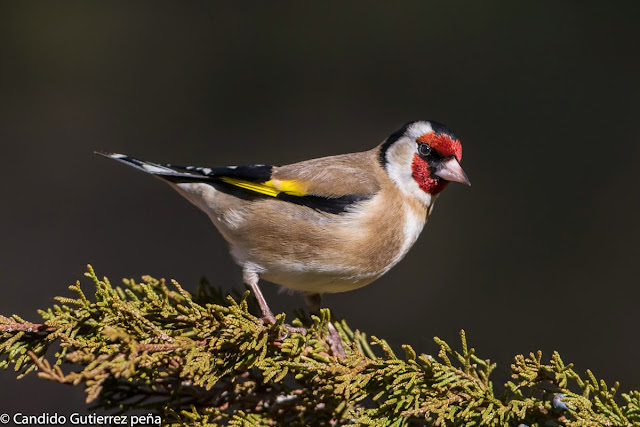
left=327, top=322, right=346, bottom=359
left=261, top=314, right=344, bottom=358
left=261, top=315, right=307, bottom=340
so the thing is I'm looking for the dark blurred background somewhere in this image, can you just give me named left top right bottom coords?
left=1, top=1, right=639, bottom=416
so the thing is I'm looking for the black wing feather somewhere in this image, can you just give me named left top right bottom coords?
left=98, top=152, right=370, bottom=215
left=167, top=164, right=274, bottom=182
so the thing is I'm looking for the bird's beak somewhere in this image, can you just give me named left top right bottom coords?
left=434, top=158, right=471, bottom=186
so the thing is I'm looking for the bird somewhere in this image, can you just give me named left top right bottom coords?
left=97, top=120, right=470, bottom=339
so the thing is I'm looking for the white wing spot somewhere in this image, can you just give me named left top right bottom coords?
left=142, top=164, right=172, bottom=174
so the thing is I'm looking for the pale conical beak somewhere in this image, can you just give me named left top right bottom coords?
left=434, top=158, right=471, bottom=186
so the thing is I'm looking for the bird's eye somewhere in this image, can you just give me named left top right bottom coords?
left=418, top=143, right=431, bottom=156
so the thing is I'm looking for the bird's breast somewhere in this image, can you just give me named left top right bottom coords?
left=193, top=181, right=431, bottom=294
left=246, top=191, right=429, bottom=293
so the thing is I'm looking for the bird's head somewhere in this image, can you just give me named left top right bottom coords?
left=379, top=120, right=470, bottom=204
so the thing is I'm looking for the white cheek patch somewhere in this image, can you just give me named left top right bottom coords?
left=385, top=140, right=432, bottom=206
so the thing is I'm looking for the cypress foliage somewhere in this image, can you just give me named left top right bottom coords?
left=0, top=266, right=638, bottom=426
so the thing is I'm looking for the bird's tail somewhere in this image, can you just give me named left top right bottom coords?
left=94, top=152, right=211, bottom=182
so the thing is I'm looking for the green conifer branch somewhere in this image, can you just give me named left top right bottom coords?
left=1, top=266, right=638, bottom=426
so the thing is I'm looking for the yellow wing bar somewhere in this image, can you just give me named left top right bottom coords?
left=219, top=178, right=307, bottom=197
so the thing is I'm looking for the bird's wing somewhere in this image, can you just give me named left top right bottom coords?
left=96, top=151, right=381, bottom=215
left=271, top=151, right=381, bottom=198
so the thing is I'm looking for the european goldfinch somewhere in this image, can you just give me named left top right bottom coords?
left=97, top=120, right=470, bottom=327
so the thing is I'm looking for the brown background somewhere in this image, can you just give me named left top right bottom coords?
left=1, top=2, right=639, bottom=415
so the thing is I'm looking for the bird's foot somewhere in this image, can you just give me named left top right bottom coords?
left=261, top=313, right=344, bottom=359
left=327, top=322, right=346, bottom=359
left=261, top=314, right=307, bottom=339
left=282, top=323, right=307, bottom=336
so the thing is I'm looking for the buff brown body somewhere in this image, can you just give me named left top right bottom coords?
left=97, top=120, right=470, bottom=328
left=182, top=148, right=427, bottom=295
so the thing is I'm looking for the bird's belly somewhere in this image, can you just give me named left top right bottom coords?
left=228, top=240, right=402, bottom=294
left=226, top=231, right=402, bottom=294
left=204, top=189, right=429, bottom=295
left=260, top=268, right=382, bottom=294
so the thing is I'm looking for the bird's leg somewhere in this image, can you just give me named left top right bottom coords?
left=304, top=292, right=345, bottom=359
left=243, top=267, right=306, bottom=335
left=303, top=292, right=322, bottom=315
left=243, top=267, right=275, bottom=323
